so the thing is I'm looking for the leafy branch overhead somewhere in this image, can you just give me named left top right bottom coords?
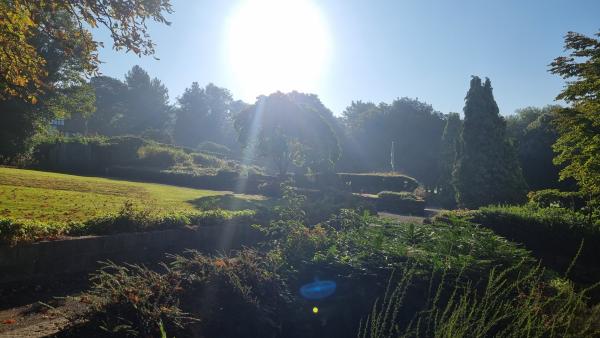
left=0, top=0, right=172, bottom=102
left=550, top=30, right=600, bottom=198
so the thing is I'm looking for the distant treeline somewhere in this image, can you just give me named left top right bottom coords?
left=0, top=64, right=575, bottom=208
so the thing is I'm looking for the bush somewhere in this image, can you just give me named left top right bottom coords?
left=70, top=249, right=291, bottom=337
left=376, top=191, right=425, bottom=215
left=197, top=141, right=232, bottom=156
left=360, top=262, right=600, bottom=338
left=33, top=135, right=147, bottom=173
left=438, top=205, right=600, bottom=285
left=528, top=189, right=586, bottom=210
left=191, top=152, right=226, bottom=168
left=338, top=173, right=419, bottom=194
left=137, top=144, right=192, bottom=168
left=75, top=262, right=194, bottom=337
left=0, top=201, right=256, bottom=245
left=0, top=218, right=68, bottom=246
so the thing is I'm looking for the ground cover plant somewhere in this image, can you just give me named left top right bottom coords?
left=58, top=189, right=600, bottom=337
left=0, top=167, right=262, bottom=244
left=438, top=204, right=600, bottom=288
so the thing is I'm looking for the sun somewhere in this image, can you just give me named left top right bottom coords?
left=226, top=0, right=331, bottom=100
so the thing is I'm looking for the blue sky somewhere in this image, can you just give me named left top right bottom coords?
left=94, top=0, right=600, bottom=116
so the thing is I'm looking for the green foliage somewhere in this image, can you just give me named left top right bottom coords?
left=80, top=261, right=194, bottom=337
left=338, top=173, right=419, bottom=194
left=191, top=152, right=226, bottom=168
left=506, top=106, right=575, bottom=191
left=454, top=76, right=528, bottom=208
left=439, top=205, right=600, bottom=284
left=0, top=201, right=255, bottom=245
left=235, top=92, right=340, bottom=176
left=550, top=30, right=600, bottom=204
left=360, top=262, right=600, bottom=338
left=73, top=249, right=290, bottom=337
left=0, top=12, right=97, bottom=163
left=174, top=83, right=237, bottom=149
left=435, top=112, right=462, bottom=208
left=0, top=0, right=172, bottom=102
left=197, top=141, right=232, bottom=156
left=528, top=189, right=585, bottom=210
left=339, top=98, right=446, bottom=188
left=137, top=144, right=192, bottom=168
left=376, top=191, right=425, bottom=215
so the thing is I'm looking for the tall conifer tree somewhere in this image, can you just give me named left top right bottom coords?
left=453, top=76, right=527, bottom=208
left=437, top=112, right=461, bottom=208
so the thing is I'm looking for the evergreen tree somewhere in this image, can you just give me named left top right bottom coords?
left=121, top=65, right=171, bottom=135
left=437, top=112, right=461, bottom=208
left=453, top=76, right=527, bottom=208
left=173, top=82, right=235, bottom=148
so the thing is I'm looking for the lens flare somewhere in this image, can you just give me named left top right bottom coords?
left=300, top=280, right=336, bottom=300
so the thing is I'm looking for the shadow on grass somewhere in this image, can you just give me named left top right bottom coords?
left=189, top=194, right=272, bottom=211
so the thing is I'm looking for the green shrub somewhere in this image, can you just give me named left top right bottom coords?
left=438, top=205, right=600, bottom=285
left=104, top=166, right=267, bottom=192
left=77, top=261, right=195, bottom=337
left=0, top=218, right=69, bottom=246
left=70, top=249, right=291, bottom=337
left=0, top=201, right=256, bottom=245
left=360, top=262, right=600, bottom=338
left=33, top=135, right=146, bottom=173
left=191, top=152, right=226, bottom=168
left=528, top=189, right=585, bottom=210
left=376, top=191, right=425, bottom=215
left=197, top=141, right=232, bottom=156
left=338, top=173, right=419, bottom=194
left=137, top=144, right=192, bottom=168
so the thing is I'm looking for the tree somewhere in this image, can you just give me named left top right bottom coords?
left=234, top=92, right=340, bottom=176
left=453, top=76, right=527, bottom=208
left=0, top=12, right=96, bottom=162
left=86, top=76, right=128, bottom=135
left=550, top=30, right=600, bottom=201
left=173, top=82, right=235, bottom=148
left=121, top=65, right=171, bottom=135
left=338, top=98, right=445, bottom=188
left=0, top=0, right=172, bottom=102
left=436, top=112, right=462, bottom=207
left=506, top=106, right=575, bottom=191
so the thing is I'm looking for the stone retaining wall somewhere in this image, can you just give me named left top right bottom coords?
left=0, top=224, right=262, bottom=285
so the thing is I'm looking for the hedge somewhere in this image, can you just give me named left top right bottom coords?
left=105, top=166, right=270, bottom=193
left=338, top=173, right=419, bottom=194
left=527, top=189, right=586, bottom=210
left=0, top=209, right=256, bottom=246
left=437, top=205, right=600, bottom=284
left=376, top=191, right=425, bottom=215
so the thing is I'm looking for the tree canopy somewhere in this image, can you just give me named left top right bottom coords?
left=235, top=92, right=340, bottom=176
left=0, top=0, right=172, bottom=103
left=453, top=76, right=527, bottom=208
left=550, top=30, right=600, bottom=200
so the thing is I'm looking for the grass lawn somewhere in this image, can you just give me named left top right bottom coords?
left=0, top=167, right=261, bottom=223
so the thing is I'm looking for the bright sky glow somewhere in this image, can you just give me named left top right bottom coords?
left=226, top=0, right=331, bottom=100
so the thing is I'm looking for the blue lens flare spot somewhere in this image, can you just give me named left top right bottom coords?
left=300, top=280, right=336, bottom=300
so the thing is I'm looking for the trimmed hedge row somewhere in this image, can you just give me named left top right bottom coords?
left=437, top=205, right=600, bottom=284
left=105, top=166, right=269, bottom=193
left=0, top=208, right=256, bottom=246
left=527, top=189, right=586, bottom=210
left=376, top=191, right=425, bottom=215
left=338, top=173, right=419, bottom=194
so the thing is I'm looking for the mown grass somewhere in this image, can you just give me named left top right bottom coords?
left=0, top=167, right=261, bottom=223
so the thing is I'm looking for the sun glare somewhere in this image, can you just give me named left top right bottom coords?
left=226, top=0, right=331, bottom=100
